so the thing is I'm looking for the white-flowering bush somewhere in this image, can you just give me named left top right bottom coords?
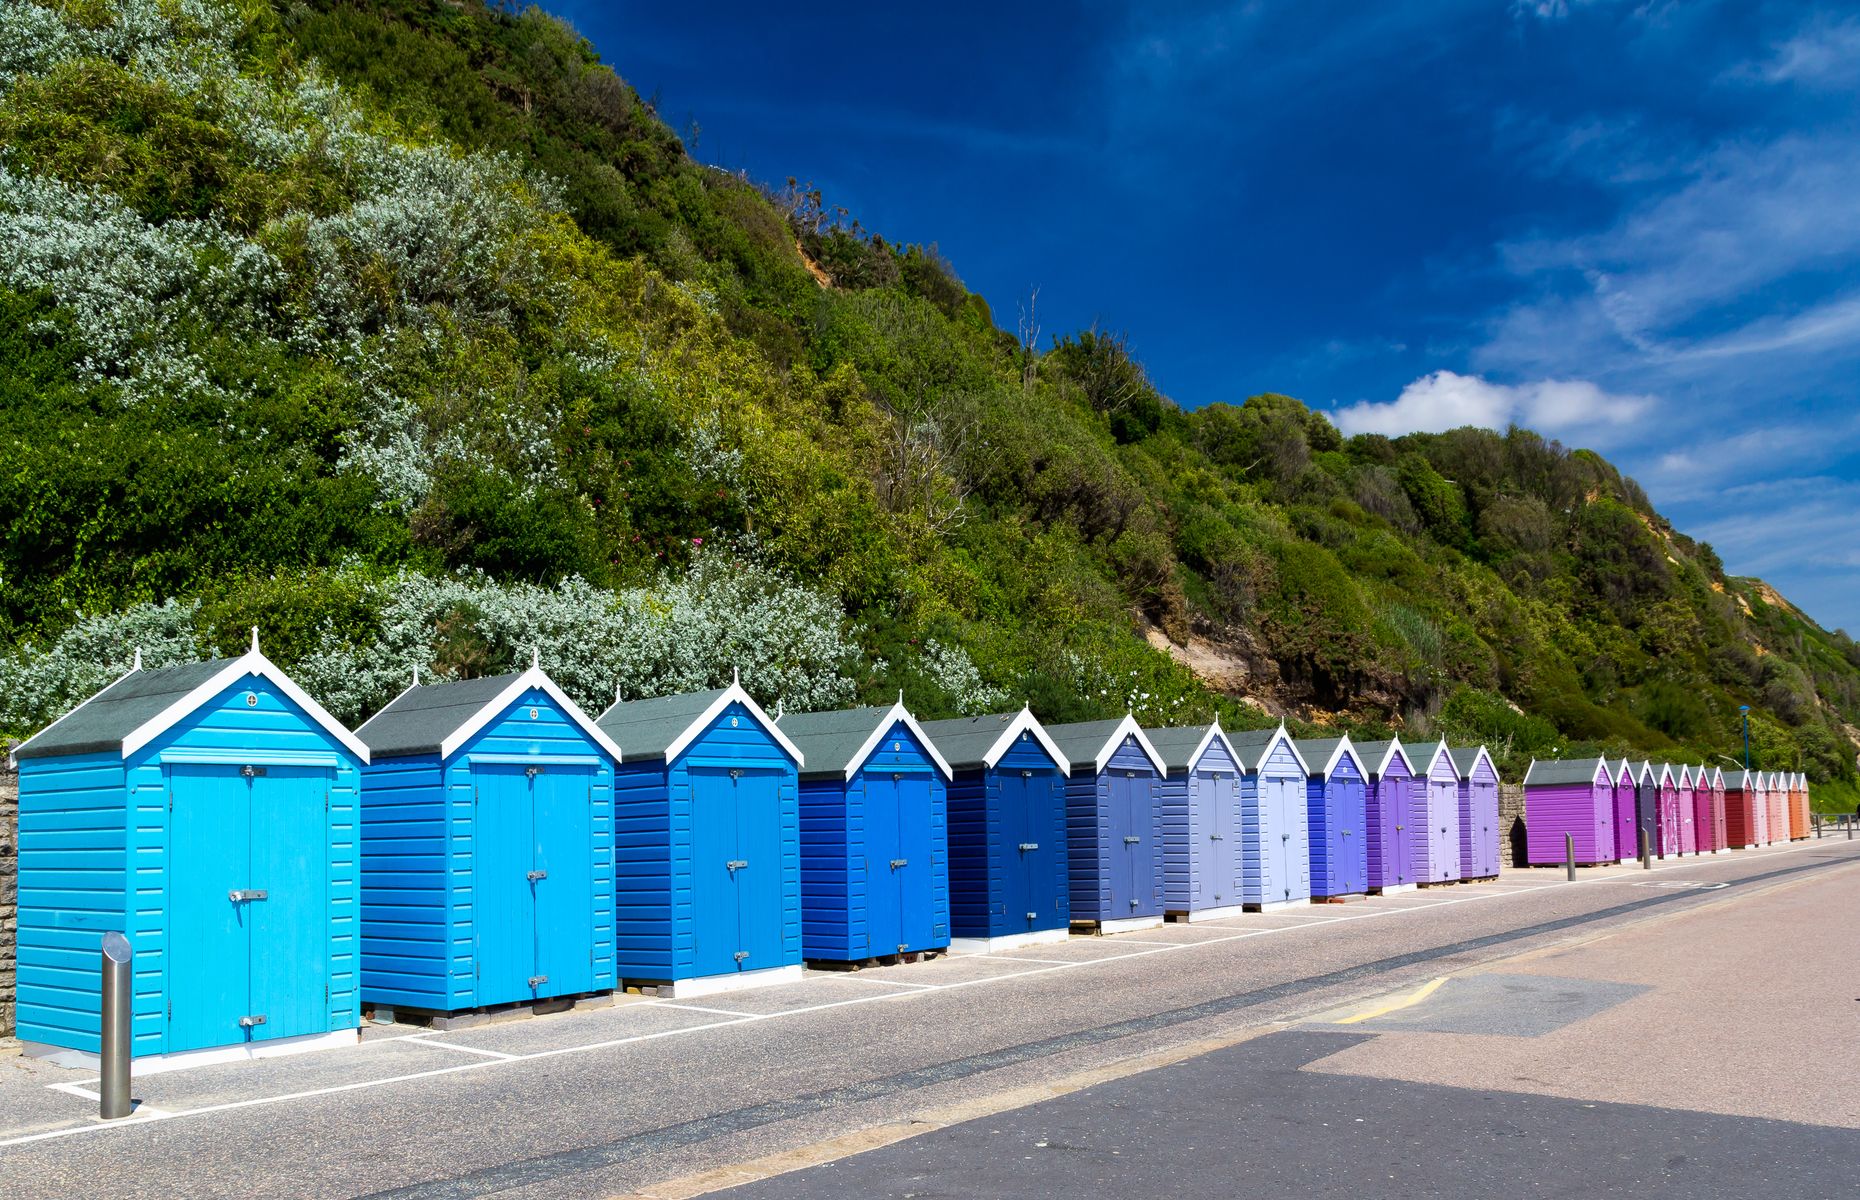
left=291, top=555, right=864, bottom=723
left=1063, top=650, right=1186, bottom=722
left=0, top=600, right=206, bottom=738
left=917, top=638, right=1007, bottom=715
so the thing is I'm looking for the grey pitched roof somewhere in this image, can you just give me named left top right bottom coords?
left=354, top=672, right=524, bottom=759
left=14, top=659, right=230, bottom=760
left=1352, top=739, right=1412, bottom=779
left=777, top=706, right=894, bottom=780
left=1450, top=746, right=1496, bottom=781
left=917, top=712, right=1027, bottom=772
left=1292, top=737, right=1356, bottom=778
left=596, top=688, right=729, bottom=761
left=1143, top=724, right=1219, bottom=774
left=1043, top=718, right=1135, bottom=772
left=1523, top=757, right=1609, bottom=787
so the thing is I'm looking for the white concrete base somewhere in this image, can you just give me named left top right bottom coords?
left=1171, top=902, right=1251, bottom=922
left=1248, top=897, right=1311, bottom=913
left=1089, top=915, right=1165, bottom=935
left=25, top=1028, right=360, bottom=1076
left=652, top=963, right=804, bottom=999
left=947, top=927, right=1071, bottom=955
left=1372, top=883, right=1418, bottom=895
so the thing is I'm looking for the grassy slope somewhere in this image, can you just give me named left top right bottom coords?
left=1, top=0, right=1856, bottom=790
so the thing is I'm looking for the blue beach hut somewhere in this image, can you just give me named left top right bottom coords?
left=1047, top=715, right=1169, bottom=933
left=352, top=657, right=623, bottom=1015
left=1145, top=721, right=1244, bottom=921
left=12, top=634, right=370, bottom=1063
left=777, top=699, right=953, bottom=963
left=1293, top=736, right=1370, bottom=899
left=915, top=710, right=1071, bottom=952
left=597, top=677, right=805, bottom=997
left=1228, top=725, right=1313, bottom=910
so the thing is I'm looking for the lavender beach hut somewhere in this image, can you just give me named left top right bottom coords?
left=1522, top=757, right=1616, bottom=866
left=1356, top=739, right=1419, bottom=893
left=1414, top=741, right=1462, bottom=884
left=1451, top=745, right=1501, bottom=880
left=1146, top=721, right=1245, bottom=920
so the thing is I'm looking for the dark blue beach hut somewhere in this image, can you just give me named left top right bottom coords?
left=596, top=677, right=805, bottom=997
left=1145, top=721, right=1244, bottom=920
left=1415, top=742, right=1462, bottom=884
left=915, top=710, right=1071, bottom=952
left=777, top=700, right=953, bottom=963
left=1293, top=736, right=1370, bottom=899
left=1228, top=725, right=1312, bottom=910
left=1356, top=739, right=1419, bottom=893
left=1634, top=760, right=1661, bottom=858
left=1452, top=745, right=1502, bottom=880
left=353, top=657, right=623, bottom=1014
left=12, top=634, right=369, bottom=1062
left=1047, top=715, right=1168, bottom=933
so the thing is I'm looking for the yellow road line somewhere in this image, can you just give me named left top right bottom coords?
left=1334, top=975, right=1449, bottom=1025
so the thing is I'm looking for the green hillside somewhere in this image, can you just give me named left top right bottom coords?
left=2, top=0, right=1856, bottom=807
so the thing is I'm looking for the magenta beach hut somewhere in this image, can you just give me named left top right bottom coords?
left=1356, top=739, right=1419, bottom=893
left=1674, top=765, right=1699, bottom=855
left=1654, top=763, right=1681, bottom=856
left=1414, top=742, right=1462, bottom=883
left=1522, top=758, right=1616, bottom=866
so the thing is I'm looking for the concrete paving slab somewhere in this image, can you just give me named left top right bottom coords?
left=416, top=1000, right=740, bottom=1057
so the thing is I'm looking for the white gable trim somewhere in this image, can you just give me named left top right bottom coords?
left=1462, top=744, right=1499, bottom=783
left=1086, top=714, right=1167, bottom=775
left=1179, top=719, right=1240, bottom=776
left=1367, top=738, right=1415, bottom=780
left=661, top=682, right=805, bottom=768
left=1677, top=763, right=1696, bottom=788
left=1613, top=758, right=1635, bottom=786
left=1242, top=725, right=1311, bottom=776
left=118, top=651, right=371, bottom=764
left=979, top=707, right=1070, bottom=776
left=1655, top=762, right=1676, bottom=788
left=1422, top=740, right=1456, bottom=780
left=842, top=701, right=954, bottom=781
left=435, top=666, right=625, bottom=764
left=1310, top=734, right=1365, bottom=780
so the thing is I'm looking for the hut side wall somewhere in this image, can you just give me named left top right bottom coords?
left=1524, top=780, right=1607, bottom=865
left=945, top=768, right=997, bottom=939
left=359, top=754, right=452, bottom=1010
left=14, top=752, right=126, bottom=1052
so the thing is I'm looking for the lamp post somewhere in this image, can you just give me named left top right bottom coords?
left=1739, top=705, right=1750, bottom=769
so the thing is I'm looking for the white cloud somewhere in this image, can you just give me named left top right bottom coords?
left=1736, top=15, right=1860, bottom=87
left=1331, top=370, right=1653, bottom=437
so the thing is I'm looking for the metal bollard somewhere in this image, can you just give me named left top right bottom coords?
left=1565, top=832, right=1576, bottom=881
left=1640, top=826, right=1651, bottom=869
left=100, top=931, right=133, bottom=1120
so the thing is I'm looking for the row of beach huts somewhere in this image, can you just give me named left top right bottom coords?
left=7, top=639, right=1792, bottom=1065
left=1522, top=757, right=1811, bottom=866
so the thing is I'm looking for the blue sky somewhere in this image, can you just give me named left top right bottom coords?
left=551, top=1, right=1860, bottom=633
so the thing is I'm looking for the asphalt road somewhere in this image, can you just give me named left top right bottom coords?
left=2, top=839, right=1854, bottom=1199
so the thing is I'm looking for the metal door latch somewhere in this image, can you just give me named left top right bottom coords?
left=727, top=859, right=749, bottom=872
left=526, top=870, right=548, bottom=881
left=733, top=951, right=750, bottom=962
left=1281, top=832, right=1290, bottom=841
left=228, top=889, right=268, bottom=902
left=1129, top=898, right=1139, bottom=908
left=1209, top=833, right=1224, bottom=840
left=1026, top=912, right=1038, bottom=921
left=525, top=765, right=545, bottom=778
left=238, top=1014, right=266, bottom=1028
left=1017, top=843, right=1039, bottom=852
left=889, top=858, right=909, bottom=870
left=1021, top=770, right=1032, bottom=778
left=1123, top=836, right=1141, bottom=844
left=528, top=975, right=548, bottom=988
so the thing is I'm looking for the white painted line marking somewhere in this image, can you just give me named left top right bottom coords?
left=643, top=1002, right=760, bottom=1018
left=2, top=837, right=1843, bottom=1150
left=981, top=957, right=1077, bottom=966
left=48, top=1083, right=99, bottom=1101
left=417, top=1041, right=519, bottom=1061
